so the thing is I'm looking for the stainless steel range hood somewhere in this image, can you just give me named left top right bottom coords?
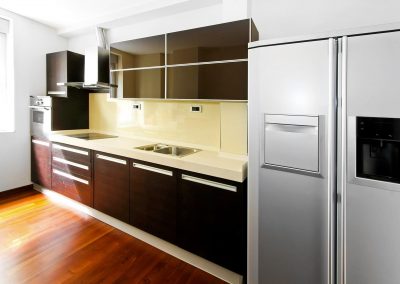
left=58, top=27, right=116, bottom=92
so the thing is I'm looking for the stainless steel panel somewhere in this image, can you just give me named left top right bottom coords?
left=253, top=38, right=337, bottom=284
left=347, top=31, right=400, bottom=118
left=342, top=31, right=400, bottom=284
left=346, top=184, right=400, bottom=284
left=264, top=114, right=319, bottom=172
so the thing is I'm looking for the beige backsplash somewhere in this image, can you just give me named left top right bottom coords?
left=89, top=93, right=248, bottom=155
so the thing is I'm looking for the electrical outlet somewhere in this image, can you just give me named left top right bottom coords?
left=132, top=103, right=142, bottom=110
left=191, top=105, right=202, bottom=113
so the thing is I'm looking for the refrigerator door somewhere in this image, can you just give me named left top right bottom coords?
left=341, top=31, right=400, bottom=284
left=249, top=39, right=337, bottom=284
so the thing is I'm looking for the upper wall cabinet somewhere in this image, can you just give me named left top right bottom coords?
left=109, top=19, right=258, bottom=100
left=167, top=19, right=252, bottom=65
left=110, top=35, right=165, bottom=70
left=47, top=51, right=86, bottom=97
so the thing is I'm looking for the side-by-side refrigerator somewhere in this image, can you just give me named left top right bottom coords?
left=249, top=30, right=400, bottom=284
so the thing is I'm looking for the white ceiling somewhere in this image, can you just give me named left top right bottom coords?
left=0, top=0, right=221, bottom=37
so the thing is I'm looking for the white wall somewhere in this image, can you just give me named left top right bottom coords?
left=251, top=0, right=400, bottom=39
left=0, top=8, right=67, bottom=192
left=68, top=0, right=248, bottom=53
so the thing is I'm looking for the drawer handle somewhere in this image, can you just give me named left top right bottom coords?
left=53, top=169, right=89, bottom=185
left=96, top=154, right=126, bottom=165
left=53, top=144, right=89, bottom=156
left=181, top=174, right=237, bottom=192
left=32, top=139, right=49, bottom=147
left=53, top=157, right=89, bottom=170
left=132, top=163, right=173, bottom=176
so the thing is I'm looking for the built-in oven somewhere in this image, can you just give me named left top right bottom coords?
left=30, top=96, right=52, bottom=139
left=357, top=117, right=400, bottom=184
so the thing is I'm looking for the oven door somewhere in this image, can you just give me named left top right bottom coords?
left=29, top=106, right=51, bottom=138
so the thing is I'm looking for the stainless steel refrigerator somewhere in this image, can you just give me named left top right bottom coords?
left=249, top=30, right=400, bottom=284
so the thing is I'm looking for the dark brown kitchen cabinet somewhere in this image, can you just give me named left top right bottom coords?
left=110, top=35, right=165, bottom=69
left=167, top=61, right=248, bottom=100
left=178, top=171, right=247, bottom=274
left=167, top=19, right=257, bottom=64
left=130, top=160, right=177, bottom=244
left=93, top=152, right=130, bottom=223
left=51, top=143, right=93, bottom=206
left=31, top=137, right=51, bottom=189
left=110, top=68, right=165, bottom=99
left=46, top=51, right=86, bottom=97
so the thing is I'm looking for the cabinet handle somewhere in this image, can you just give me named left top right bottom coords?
left=32, top=139, right=49, bottom=147
left=181, top=174, right=237, bottom=192
left=53, top=169, right=89, bottom=185
left=53, top=157, right=89, bottom=170
left=132, top=163, right=173, bottom=176
left=96, top=154, right=126, bottom=165
left=53, top=144, right=89, bottom=156
left=47, top=91, right=66, bottom=96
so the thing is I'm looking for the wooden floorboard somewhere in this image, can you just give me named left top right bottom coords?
left=0, top=189, right=227, bottom=284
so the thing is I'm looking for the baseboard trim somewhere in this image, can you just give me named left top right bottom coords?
left=0, top=184, right=33, bottom=197
left=33, top=184, right=242, bottom=284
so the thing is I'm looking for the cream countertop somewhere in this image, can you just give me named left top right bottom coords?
left=50, top=130, right=248, bottom=183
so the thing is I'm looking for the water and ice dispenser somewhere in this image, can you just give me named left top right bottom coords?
left=357, top=117, right=400, bottom=183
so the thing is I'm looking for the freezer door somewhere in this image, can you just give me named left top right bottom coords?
left=341, top=31, right=400, bottom=284
left=249, top=39, right=337, bottom=284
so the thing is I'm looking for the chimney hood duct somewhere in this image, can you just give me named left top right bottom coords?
left=57, top=27, right=116, bottom=92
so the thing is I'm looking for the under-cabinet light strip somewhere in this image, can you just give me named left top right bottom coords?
left=109, top=58, right=248, bottom=73
left=53, top=144, right=89, bottom=156
left=53, top=169, right=89, bottom=185
left=32, top=139, right=50, bottom=147
left=181, top=174, right=237, bottom=192
left=132, top=163, right=173, bottom=176
left=96, top=154, right=126, bottom=165
left=53, top=157, right=89, bottom=170
left=166, top=58, right=248, bottom=68
left=110, top=65, right=165, bottom=72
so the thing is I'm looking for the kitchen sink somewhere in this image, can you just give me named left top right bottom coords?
left=135, top=144, right=200, bottom=157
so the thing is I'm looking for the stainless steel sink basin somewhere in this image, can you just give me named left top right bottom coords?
left=135, top=143, right=200, bottom=157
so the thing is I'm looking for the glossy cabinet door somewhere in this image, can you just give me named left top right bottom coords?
left=110, top=68, right=165, bottom=99
left=93, top=152, right=130, bottom=222
left=110, top=35, right=165, bottom=70
left=130, top=160, right=177, bottom=244
left=178, top=171, right=246, bottom=274
left=31, top=137, right=51, bottom=189
left=167, top=19, right=252, bottom=64
left=46, top=51, right=85, bottom=97
left=167, top=61, right=247, bottom=100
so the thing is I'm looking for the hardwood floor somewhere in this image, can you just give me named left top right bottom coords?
left=0, top=188, right=227, bottom=284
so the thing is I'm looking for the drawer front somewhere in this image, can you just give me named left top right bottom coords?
left=51, top=168, right=93, bottom=207
left=52, top=156, right=91, bottom=178
left=264, top=114, right=319, bottom=172
left=52, top=143, right=91, bottom=164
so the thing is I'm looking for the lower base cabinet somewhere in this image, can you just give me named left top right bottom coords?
left=94, top=152, right=130, bottom=223
left=178, top=172, right=247, bottom=274
left=47, top=142, right=246, bottom=274
left=51, top=143, right=93, bottom=207
left=31, top=137, right=52, bottom=189
left=52, top=169, right=93, bottom=206
left=130, top=160, right=177, bottom=244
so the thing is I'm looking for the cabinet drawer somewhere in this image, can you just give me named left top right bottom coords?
left=52, top=143, right=91, bottom=164
left=52, top=156, right=91, bottom=178
left=51, top=168, right=93, bottom=207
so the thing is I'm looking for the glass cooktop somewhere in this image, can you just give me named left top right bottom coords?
left=66, top=133, right=118, bottom=140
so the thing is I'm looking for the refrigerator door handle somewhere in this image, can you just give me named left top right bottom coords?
left=327, top=37, right=338, bottom=284
left=339, top=36, right=348, bottom=284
